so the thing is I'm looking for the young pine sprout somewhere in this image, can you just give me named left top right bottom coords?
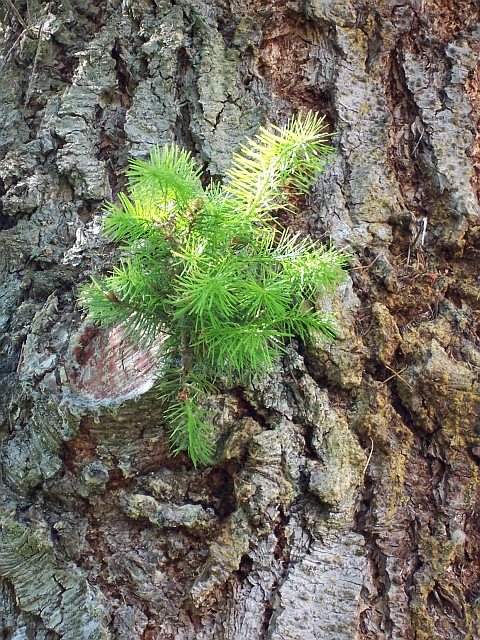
left=79, top=111, right=349, bottom=467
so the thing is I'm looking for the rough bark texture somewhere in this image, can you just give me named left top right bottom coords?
left=1, top=0, right=480, bottom=638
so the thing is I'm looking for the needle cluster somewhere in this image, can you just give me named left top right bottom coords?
left=79, top=112, right=349, bottom=466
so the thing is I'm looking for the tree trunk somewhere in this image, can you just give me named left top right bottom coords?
left=1, top=0, right=479, bottom=638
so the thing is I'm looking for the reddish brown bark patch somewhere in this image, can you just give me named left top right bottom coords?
left=68, top=323, right=163, bottom=404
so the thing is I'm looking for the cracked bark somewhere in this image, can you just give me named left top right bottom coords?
left=1, top=0, right=480, bottom=638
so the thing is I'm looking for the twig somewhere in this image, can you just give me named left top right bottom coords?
left=5, top=0, right=36, bottom=38
left=416, top=248, right=426, bottom=269
left=412, top=128, right=424, bottom=155
left=381, top=365, right=408, bottom=385
left=363, top=437, right=374, bottom=478
left=338, top=101, right=360, bottom=113
left=420, top=217, right=427, bottom=246
left=351, top=252, right=384, bottom=271
left=360, top=320, right=374, bottom=337
left=0, top=0, right=41, bottom=74
left=384, top=363, right=412, bottom=389
left=26, top=15, right=46, bottom=102
left=5, top=0, right=31, bottom=32
left=16, top=341, right=25, bottom=372
left=412, top=218, right=427, bottom=249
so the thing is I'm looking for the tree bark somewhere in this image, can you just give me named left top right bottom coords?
left=1, top=0, right=480, bottom=638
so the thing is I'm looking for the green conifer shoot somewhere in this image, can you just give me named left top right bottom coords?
left=79, top=112, right=349, bottom=467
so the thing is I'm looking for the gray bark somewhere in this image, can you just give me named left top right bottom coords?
left=1, top=0, right=480, bottom=638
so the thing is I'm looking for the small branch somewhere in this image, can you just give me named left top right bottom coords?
left=381, top=365, right=408, bottom=385
left=26, top=15, right=47, bottom=102
left=411, top=217, right=428, bottom=249
left=351, top=252, right=384, bottom=271
left=363, top=437, right=374, bottom=478
left=420, top=217, right=427, bottom=246
left=383, top=364, right=412, bottom=390
left=5, top=0, right=31, bottom=32
left=412, top=128, right=424, bottom=156
left=360, top=320, right=374, bottom=337
left=16, top=341, right=25, bottom=372
left=338, top=101, right=360, bottom=113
